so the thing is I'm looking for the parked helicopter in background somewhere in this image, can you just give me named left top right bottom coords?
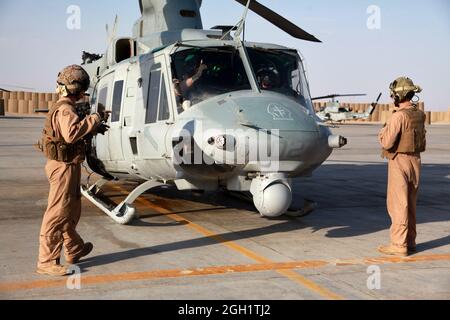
left=78, top=0, right=347, bottom=224
left=313, top=93, right=382, bottom=123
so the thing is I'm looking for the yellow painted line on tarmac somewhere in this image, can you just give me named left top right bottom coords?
left=112, top=185, right=343, bottom=299
left=2, top=253, right=450, bottom=293
left=276, top=269, right=344, bottom=300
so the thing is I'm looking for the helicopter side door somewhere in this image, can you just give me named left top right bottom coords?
left=137, top=55, right=174, bottom=177
left=119, top=59, right=139, bottom=163
left=108, top=67, right=126, bottom=162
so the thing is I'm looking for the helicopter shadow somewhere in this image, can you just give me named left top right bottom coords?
left=293, top=163, right=450, bottom=243
left=147, top=162, right=450, bottom=245
left=80, top=163, right=450, bottom=269
left=79, top=216, right=304, bottom=269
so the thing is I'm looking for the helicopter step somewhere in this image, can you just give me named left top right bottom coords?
left=81, top=178, right=165, bottom=224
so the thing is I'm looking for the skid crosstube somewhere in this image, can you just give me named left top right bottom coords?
left=81, top=178, right=165, bottom=224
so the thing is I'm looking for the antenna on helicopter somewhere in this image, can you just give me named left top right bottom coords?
left=234, top=0, right=251, bottom=39
left=106, top=15, right=119, bottom=45
left=220, top=0, right=251, bottom=40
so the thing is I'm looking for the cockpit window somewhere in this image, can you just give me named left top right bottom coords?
left=246, top=47, right=314, bottom=112
left=171, top=46, right=251, bottom=110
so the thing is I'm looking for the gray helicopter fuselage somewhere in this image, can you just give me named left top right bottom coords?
left=77, top=0, right=349, bottom=221
left=89, top=39, right=334, bottom=194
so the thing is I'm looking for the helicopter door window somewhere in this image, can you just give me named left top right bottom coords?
left=97, top=87, right=108, bottom=115
left=145, top=70, right=161, bottom=124
left=111, top=80, right=124, bottom=122
left=171, top=46, right=251, bottom=107
left=158, top=76, right=170, bottom=121
left=90, top=87, right=98, bottom=106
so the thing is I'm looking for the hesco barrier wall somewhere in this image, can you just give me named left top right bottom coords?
left=312, top=101, right=449, bottom=124
left=0, top=90, right=449, bottom=123
left=0, top=90, right=59, bottom=116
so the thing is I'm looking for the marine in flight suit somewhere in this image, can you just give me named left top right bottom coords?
left=36, top=65, right=108, bottom=276
left=378, top=77, right=426, bottom=256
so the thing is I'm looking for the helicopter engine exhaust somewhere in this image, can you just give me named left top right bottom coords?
left=250, top=173, right=292, bottom=217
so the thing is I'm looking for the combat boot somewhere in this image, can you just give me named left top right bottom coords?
left=36, top=260, right=69, bottom=276
left=378, top=245, right=408, bottom=257
left=66, top=242, right=93, bottom=264
left=408, top=246, right=417, bottom=254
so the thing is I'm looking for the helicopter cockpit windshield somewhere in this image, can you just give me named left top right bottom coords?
left=246, top=47, right=314, bottom=113
left=171, top=46, right=251, bottom=111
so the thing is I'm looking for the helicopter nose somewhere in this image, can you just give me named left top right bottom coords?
left=173, top=91, right=333, bottom=175
left=230, top=94, right=328, bottom=164
left=231, top=94, right=319, bottom=133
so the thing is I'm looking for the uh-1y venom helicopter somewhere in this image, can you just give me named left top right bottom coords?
left=313, top=93, right=382, bottom=123
left=78, top=0, right=348, bottom=224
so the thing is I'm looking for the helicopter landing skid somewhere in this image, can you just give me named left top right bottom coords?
left=81, top=179, right=165, bottom=225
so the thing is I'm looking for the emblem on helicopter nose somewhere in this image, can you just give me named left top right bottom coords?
left=267, top=103, right=293, bottom=120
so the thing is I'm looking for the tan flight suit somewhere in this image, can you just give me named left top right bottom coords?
left=378, top=105, right=426, bottom=249
left=38, top=97, right=101, bottom=268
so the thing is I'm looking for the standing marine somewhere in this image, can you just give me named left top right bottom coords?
left=378, top=76, right=426, bottom=256
left=36, top=65, right=108, bottom=276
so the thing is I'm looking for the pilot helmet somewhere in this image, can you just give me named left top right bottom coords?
left=183, top=53, right=200, bottom=77
left=256, top=66, right=280, bottom=89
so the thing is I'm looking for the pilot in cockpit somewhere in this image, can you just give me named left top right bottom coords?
left=255, top=65, right=280, bottom=90
left=173, top=55, right=208, bottom=111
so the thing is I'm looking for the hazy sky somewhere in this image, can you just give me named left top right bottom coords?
left=0, top=0, right=449, bottom=110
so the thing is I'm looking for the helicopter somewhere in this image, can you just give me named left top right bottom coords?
left=312, top=93, right=382, bottom=123
left=77, top=0, right=348, bottom=224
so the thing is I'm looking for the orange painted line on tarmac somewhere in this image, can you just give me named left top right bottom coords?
left=0, top=261, right=328, bottom=292
left=0, top=279, right=66, bottom=292
left=2, top=253, right=450, bottom=293
left=362, top=253, right=450, bottom=265
left=112, top=185, right=342, bottom=299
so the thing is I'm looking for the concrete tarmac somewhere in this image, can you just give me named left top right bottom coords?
left=0, top=117, right=449, bottom=300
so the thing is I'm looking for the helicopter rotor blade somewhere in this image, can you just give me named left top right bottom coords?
left=234, top=0, right=321, bottom=42
left=311, top=94, right=367, bottom=101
